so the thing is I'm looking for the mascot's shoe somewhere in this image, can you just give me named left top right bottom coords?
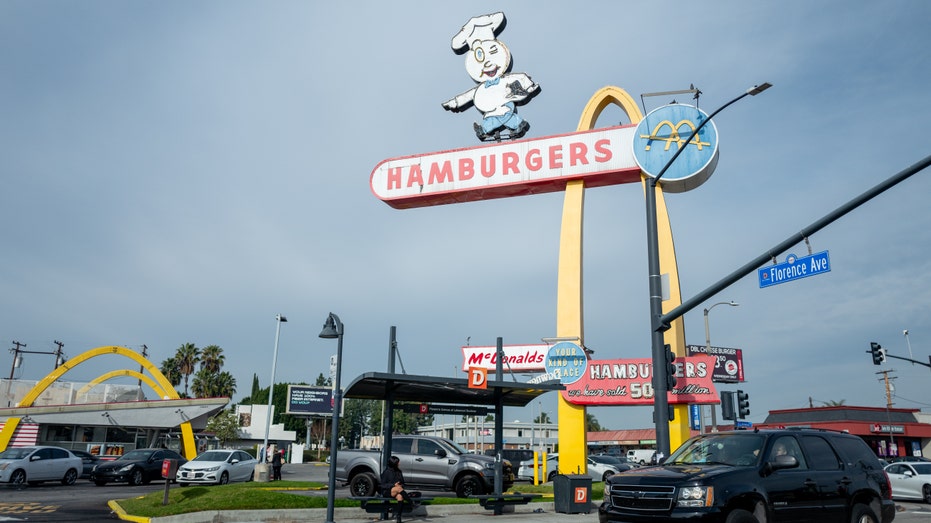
left=511, top=120, right=530, bottom=139
left=474, top=122, right=489, bottom=140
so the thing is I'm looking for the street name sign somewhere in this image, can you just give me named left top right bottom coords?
left=758, top=250, right=831, bottom=288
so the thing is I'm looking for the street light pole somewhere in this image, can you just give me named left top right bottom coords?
left=703, top=301, right=739, bottom=432
left=646, top=83, right=771, bottom=457
left=320, top=312, right=344, bottom=523
left=262, top=314, right=287, bottom=463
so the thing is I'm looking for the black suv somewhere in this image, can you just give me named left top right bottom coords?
left=599, top=428, right=895, bottom=523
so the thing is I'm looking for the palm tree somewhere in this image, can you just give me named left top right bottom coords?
left=175, top=343, right=201, bottom=397
left=200, top=345, right=225, bottom=373
left=159, top=356, right=181, bottom=388
left=212, top=371, right=236, bottom=398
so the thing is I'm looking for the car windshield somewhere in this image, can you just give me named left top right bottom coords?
left=118, top=449, right=156, bottom=461
left=0, top=447, right=34, bottom=459
left=667, top=434, right=765, bottom=467
left=193, top=451, right=231, bottom=462
left=443, top=438, right=469, bottom=455
left=592, top=455, right=623, bottom=465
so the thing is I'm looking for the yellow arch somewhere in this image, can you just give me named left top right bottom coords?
left=0, top=346, right=197, bottom=459
left=557, top=86, right=690, bottom=475
left=76, top=369, right=167, bottom=399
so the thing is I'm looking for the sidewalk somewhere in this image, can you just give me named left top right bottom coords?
left=131, top=463, right=601, bottom=523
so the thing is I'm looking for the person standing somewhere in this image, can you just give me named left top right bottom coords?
left=272, top=449, right=283, bottom=481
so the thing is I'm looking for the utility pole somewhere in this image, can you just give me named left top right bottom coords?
left=9, top=341, right=27, bottom=379
left=877, top=369, right=896, bottom=457
left=138, top=345, right=148, bottom=387
left=53, top=340, right=64, bottom=369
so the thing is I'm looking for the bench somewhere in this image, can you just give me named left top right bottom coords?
left=349, top=495, right=433, bottom=523
left=471, top=493, right=542, bottom=513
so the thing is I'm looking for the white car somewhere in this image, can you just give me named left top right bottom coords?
left=518, top=453, right=621, bottom=482
left=0, top=445, right=83, bottom=487
left=884, top=461, right=931, bottom=503
left=177, top=449, right=257, bottom=486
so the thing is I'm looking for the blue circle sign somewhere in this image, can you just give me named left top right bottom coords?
left=632, top=104, right=719, bottom=193
left=544, top=342, right=587, bottom=385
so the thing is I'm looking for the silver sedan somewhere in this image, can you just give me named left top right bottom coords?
left=176, top=449, right=257, bottom=486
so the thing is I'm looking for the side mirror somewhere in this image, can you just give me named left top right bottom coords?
left=904, top=469, right=914, bottom=477
left=763, top=454, right=798, bottom=475
left=434, top=449, right=447, bottom=458
left=231, top=459, right=240, bottom=464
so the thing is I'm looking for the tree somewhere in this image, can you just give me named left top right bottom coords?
left=206, top=409, right=241, bottom=447
left=534, top=411, right=551, bottom=424
left=315, top=372, right=331, bottom=387
left=585, top=412, right=603, bottom=432
left=159, top=356, right=181, bottom=388
left=821, top=399, right=847, bottom=407
left=175, top=343, right=201, bottom=397
left=200, top=345, right=225, bottom=373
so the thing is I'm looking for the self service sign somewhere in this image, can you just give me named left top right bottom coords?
left=758, top=251, right=831, bottom=288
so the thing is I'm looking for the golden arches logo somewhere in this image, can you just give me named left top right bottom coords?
left=640, top=119, right=710, bottom=152
left=0, top=345, right=197, bottom=459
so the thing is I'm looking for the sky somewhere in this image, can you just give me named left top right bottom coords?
left=2, top=1, right=931, bottom=433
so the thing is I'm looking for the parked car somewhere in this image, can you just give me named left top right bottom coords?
left=884, top=461, right=931, bottom=503
left=887, top=455, right=931, bottom=463
left=518, top=453, right=622, bottom=482
left=626, top=448, right=656, bottom=465
left=70, top=449, right=101, bottom=479
left=599, top=429, right=895, bottom=523
left=91, top=448, right=187, bottom=486
left=177, top=449, right=257, bottom=486
left=0, top=445, right=82, bottom=487
left=589, top=454, right=633, bottom=473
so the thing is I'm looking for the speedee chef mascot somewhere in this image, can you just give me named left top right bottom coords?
left=442, top=12, right=540, bottom=141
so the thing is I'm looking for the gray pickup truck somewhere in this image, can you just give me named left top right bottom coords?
left=334, top=434, right=514, bottom=498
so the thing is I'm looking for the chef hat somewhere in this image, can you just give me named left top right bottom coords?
left=451, top=12, right=506, bottom=52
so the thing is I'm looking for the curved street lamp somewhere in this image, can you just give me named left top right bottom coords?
left=646, top=83, right=771, bottom=456
left=703, top=301, right=739, bottom=432
left=262, top=314, right=287, bottom=464
left=320, top=312, right=344, bottom=523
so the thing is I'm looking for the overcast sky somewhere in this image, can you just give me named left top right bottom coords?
left=3, top=1, right=931, bottom=432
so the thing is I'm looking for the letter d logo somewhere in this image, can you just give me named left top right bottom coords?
left=468, top=367, right=487, bottom=389
left=575, top=487, right=588, bottom=503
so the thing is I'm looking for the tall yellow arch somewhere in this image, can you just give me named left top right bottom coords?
left=557, top=87, right=690, bottom=475
left=0, top=346, right=197, bottom=459
left=75, top=369, right=167, bottom=399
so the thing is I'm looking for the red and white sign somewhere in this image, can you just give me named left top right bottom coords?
left=561, top=356, right=719, bottom=406
left=371, top=126, right=641, bottom=209
left=461, top=344, right=548, bottom=373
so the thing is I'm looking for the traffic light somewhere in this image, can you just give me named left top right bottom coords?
left=870, top=342, right=886, bottom=365
left=720, top=391, right=736, bottom=421
left=737, top=390, right=750, bottom=419
left=664, top=344, right=678, bottom=388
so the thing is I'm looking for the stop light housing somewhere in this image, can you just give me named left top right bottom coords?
left=664, top=344, right=678, bottom=388
left=720, top=391, right=736, bottom=421
left=737, top=390, right=750, bottom=419
left=870, top=342, right=886, bottom=365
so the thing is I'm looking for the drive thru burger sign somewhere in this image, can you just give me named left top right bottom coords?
left=371, top=126, right=641, bottom=209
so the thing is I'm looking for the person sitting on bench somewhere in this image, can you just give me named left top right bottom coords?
left=380, top=456, right=409, bottom=501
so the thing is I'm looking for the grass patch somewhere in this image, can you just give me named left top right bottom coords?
left=114, top=480, right=603, bottom=518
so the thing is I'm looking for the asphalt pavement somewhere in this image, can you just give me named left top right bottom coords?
left=120, top=462, right=600, bottom=523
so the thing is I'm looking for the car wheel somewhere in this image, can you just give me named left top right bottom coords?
left=923, top=484, right=931, bottom=504
left=62, top=468, right=78, bottom=486
left=602, top=471, right=614, bottom=482
left=128, top=468, right=144, bottom=486
left=547, top=470, right=558, bottom=482
left=218, top=471, right=229, bottom=485
left=349, top=472, right=378, bottom=497
left=248, top=470, right=254, bottom=482
left=455, top=475, right=483, bottom=498
left=725, top=509, right=759, bottom=523
left=849, top=503, right=878, bottom=523
left=94, top=480, right=108, bottom=486
left=10, top=469, right=26, bottom=489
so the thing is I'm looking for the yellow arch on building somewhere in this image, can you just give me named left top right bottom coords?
left=75, top=369, right=167, bottom=399
left=556, top=87, right=690, bottom=475
left=0, top=346, right=197, bottom=459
